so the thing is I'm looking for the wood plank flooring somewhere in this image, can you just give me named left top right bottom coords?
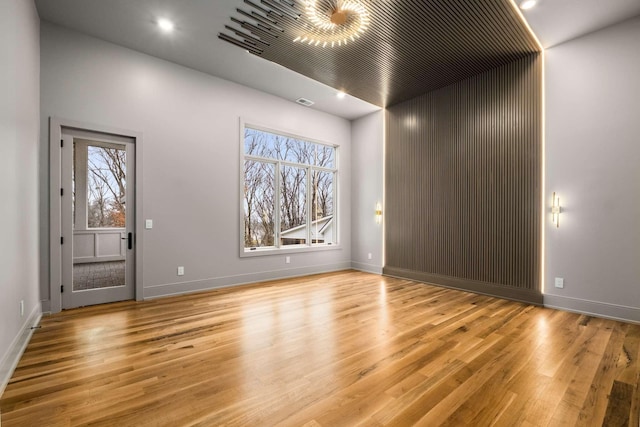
left=1, top=270, right=639, bottom=426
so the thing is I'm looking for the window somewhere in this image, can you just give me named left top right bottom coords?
left=242, top=124, right=337, bottom=254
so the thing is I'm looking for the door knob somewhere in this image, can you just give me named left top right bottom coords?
left=121, top=232, right=133, bottom=249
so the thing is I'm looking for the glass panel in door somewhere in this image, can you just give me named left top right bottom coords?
left=72, top=142, right=127, bottom=292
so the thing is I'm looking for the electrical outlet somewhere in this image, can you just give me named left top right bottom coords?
left=285, top=256, right=291, bottom=264
left=554, top=277, right=564, bottom=288
left=368, top=253, right=372, bottom=260
left=177, top=266, right=185, bottom=276
left=20, top=300, right=24, bottom=317
left=145, top=219, right=153, bottom=229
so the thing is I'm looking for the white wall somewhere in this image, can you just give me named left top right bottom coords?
left=351, top=111, right=384, bottom=273
left=40, top=23, right=352, bottom=305
left=0, top=0, right=42, bottom=393
left=545, top=16, right=640, bottom=322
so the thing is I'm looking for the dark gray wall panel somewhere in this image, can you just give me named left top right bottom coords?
left=384, top=53, right=542, bottom=304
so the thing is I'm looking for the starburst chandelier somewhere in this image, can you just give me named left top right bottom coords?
left=293, top=0, right=370, bottom=47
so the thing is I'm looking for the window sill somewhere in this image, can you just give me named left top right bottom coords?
left=240, top=244, right=341, bottom=258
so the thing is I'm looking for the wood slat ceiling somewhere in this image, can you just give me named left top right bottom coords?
left=219, top=0, right=541, bottom=107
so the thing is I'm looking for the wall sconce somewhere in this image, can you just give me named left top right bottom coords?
left=375, top=202, right=382, bottom=224
left=551, top=192, right=561, bottom=228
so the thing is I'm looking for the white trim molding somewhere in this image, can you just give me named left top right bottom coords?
left=351, top=261, right=383, bottom=275
left=0, top=303, right=42, bottom=396
left=144, top=262, right=352, bottom=299
left=544, top=294, right=640, bottom=324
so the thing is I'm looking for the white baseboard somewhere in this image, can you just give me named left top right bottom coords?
left=143, top=262, right=353, bottom=299
left=351, top=261, right=383, bottom=275
left=0, top=303, right=42, bottom=396
left=544, top=294, right=640, bottom=324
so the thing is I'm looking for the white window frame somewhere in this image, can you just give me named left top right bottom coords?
left=239, top=120, right=340, bottom=257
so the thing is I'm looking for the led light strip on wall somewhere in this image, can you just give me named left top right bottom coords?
left=551, top=192, right=561, bottom=228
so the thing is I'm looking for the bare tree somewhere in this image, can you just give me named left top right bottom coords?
left=244, top=131, right=276, bottom=246
left=280, top=166, right=306, bottom=230
left=243, top=129, right=334, bottom=247
left=87, top=146, right=126, bottom=228
left=88, top=178, right=108, bottom=227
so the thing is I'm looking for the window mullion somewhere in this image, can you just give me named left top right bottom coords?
left=306, top=165, right=312, bottom=246
left=312, top=166, right=337, bottom=174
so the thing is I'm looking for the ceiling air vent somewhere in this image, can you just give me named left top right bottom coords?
left=295, top=97, right=315, bottom=107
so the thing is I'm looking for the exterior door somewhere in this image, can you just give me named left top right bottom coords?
left=60, top=131, right=136, bottom=309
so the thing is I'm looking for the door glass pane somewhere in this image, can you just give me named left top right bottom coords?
left=280, top=166, right=307, bottom=246
left=73, top=142, right=127, bottom=291
left=87, top=146, right=126, bottom=228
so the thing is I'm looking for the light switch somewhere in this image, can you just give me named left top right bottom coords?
left=145, top=219, right=153, bottom=229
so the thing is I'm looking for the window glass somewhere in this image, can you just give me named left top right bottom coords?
left=280, top=166, right=307, bottom=246
left=315, top=143, right=335, bottom=168
left=311, top=170, right=334, bottom=244
left=242, top=125, right=337, bottom=252
left=244, top=160, right=275, bottom=248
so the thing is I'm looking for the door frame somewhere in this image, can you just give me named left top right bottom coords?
left=61, top=133, right=135, bottom=309
left=49, top=117, right=144, bottom=313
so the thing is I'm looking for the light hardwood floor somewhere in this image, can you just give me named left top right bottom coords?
left=1, top=271, right=639, bottom=426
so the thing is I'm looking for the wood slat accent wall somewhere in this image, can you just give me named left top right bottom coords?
left=219, top=0, right=541, bottom=107
left=384, top=53, right=542, bottom=305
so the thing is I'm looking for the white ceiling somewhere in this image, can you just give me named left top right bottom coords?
left=35, top=0, right=640, bottom=120
left=520, top=0, right=640, bottom=48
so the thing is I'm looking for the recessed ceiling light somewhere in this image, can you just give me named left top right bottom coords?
left=519, top=0, right=537, bottom=10
left=336, top=91, right=346, bottom=99
left=157, top=18, right=175, bottom=33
